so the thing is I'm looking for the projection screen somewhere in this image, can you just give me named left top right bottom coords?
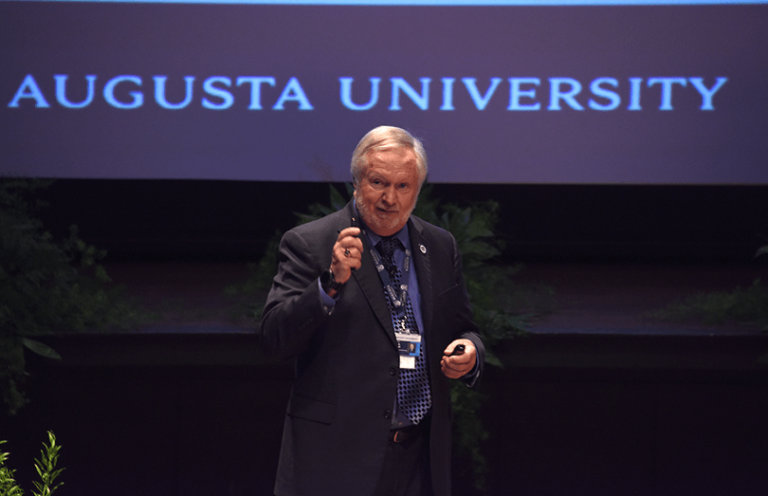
left=1, top=0, right=767, bottom=184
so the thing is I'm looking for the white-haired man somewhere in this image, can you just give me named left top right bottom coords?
left=261, top=126, right=484, bottom=496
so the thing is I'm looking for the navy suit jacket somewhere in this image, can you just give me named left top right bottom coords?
left=260, top=200, right=484, bottom=496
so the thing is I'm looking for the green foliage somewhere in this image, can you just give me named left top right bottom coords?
left=753, top=243, right=768, bottom=366
left=295, top=183, right=351, bottom=226
left=0, top=431, right=64, bottom=496
left=651, top=278, right=768, bottom=330
left=0, top=442, right=24, bottom=496
left=411, top=186, right=536, bottom=490
left=225, top=185, right=356, bottom=321
left=0, top=179, right=143, bottom=415
left=32, top=432, right=64, bottom=496
left=223, top=231, right=282, bottom=322
left=450, top=381, right=490, bottom=493
left=411, top=187, right=532, bottom=368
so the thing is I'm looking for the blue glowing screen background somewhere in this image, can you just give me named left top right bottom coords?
left=1, top=1, right=767, bottom=184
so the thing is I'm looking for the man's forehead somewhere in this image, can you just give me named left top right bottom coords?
left=366, top=149, right=418, bottom=171
left=366, top=163, right=417, bottom=175
left=364, top=169, right=418, bottom=187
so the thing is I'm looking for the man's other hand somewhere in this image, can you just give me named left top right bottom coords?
left=440, top=339, right=476, bottom=379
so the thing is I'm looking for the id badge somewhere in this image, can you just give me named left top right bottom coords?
left=396, top=332, right=421, bottom=369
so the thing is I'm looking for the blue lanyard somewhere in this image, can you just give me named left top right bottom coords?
left=370, top=246, right=412, bottom=325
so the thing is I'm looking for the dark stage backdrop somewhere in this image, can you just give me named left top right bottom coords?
left=2, top=0, right=767, bottom=185
left=34, top=180, right=768, bottom=263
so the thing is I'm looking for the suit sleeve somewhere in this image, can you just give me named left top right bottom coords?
left=450, top=233, right=486, bottom=389
left=259, top=228, right=328, bottom=360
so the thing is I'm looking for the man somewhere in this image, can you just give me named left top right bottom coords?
left=260, top=126, right=485, bottom=496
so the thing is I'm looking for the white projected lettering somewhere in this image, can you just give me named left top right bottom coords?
left=688, top=77, right=729, bottom=110
left=588, top=78, right=621, bottom=111
left=7, top=75, right=50, bottom=108
left=388, top=77, right=431, bottom=111
left=272, top=77, right=314, bottom=110
left=339, top=77, right=381, bottom=110
left=7, top=74, right=729, bottom=111
left=202, top=77, right=235, bottom=110
left=7, top=74, right=315, bottom=111
left=103, top=76, right=144, bottom=109
left=461, top=78, right=504, bottom=110
left=647, top=77, right=687, bottom=111
left=235, top=77, right=276, bottom=110
left=55, top=75, right=97, bottom=109
left=507, top=78, right=541, bottom=111
left=548, top=78, right=584, bottom=110
left=154, top=76, right=196, bottom=110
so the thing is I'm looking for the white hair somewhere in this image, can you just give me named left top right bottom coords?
left=350, top=126, right=427, bottom=188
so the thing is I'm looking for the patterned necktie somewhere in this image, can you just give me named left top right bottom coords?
left=377, top=237, right=432, bottom=425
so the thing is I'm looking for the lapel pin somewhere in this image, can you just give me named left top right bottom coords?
left=419, top=244, right=427, bottom=254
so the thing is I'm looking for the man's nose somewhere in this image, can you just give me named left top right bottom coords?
left=382, top=186, right=397, bottom=204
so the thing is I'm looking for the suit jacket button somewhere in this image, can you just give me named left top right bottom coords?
left=384, top=409, right=392, bottom=419
left=389, top=367, right=396, bottom=376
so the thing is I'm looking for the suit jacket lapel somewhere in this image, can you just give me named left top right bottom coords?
left=408, top=219, right=434, bottom=339
left=346, top=202, right=398, bottom=348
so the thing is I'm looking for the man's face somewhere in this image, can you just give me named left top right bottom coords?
left=354, top=147, right=421, bottom=237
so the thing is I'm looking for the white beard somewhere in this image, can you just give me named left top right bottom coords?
left=355, top=193, right=415, bottom=236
